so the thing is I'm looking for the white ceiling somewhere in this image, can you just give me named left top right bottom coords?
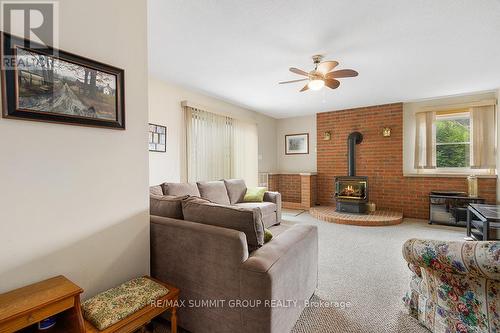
left=148, top=0, right=500, bottom=118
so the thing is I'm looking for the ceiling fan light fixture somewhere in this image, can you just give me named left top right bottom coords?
left=308, top=79, right=324, bottom=91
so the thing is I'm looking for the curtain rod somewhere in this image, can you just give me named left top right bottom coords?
left=181, top=100, right=257, bottom=125
left=419, top=99, right=496, bottom=112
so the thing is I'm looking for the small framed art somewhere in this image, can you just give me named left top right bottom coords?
left=285, top=133, right=309, bottom=155
left=149, top=123, right=166, bottom=152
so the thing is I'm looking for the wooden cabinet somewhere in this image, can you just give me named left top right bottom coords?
left=0, top=276, right=84, bottom=333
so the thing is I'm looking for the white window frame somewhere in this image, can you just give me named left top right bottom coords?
left=435, top=111, right=471, bottom=172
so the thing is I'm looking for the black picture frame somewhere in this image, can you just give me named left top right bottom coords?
left=1, top=32, right=125, bottom=129
left=149, top=123, right=166, bottom=152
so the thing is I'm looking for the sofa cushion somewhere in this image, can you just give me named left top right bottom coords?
left=224, top=179, right=247, bottom=204
left=181, top=196, right=264, bottom=251
left=163, top=182, right=200, bottom=197
left=150, top=185, right=164, bottom=196
left=235, top=202, right=278, bottom=228
left=234, top=202, right=277, bottom=216
left=197, top=181, right=231, bottom=205
left=267, top=224, right=290, bottom=238
left=150, top=195, right=186, bottom=219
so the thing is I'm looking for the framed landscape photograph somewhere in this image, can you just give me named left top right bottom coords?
left=285, top=133, right=309, bottom=155
left=1, top=32, right=125, bottom=129
left=149, top=123, right=166, bottom=152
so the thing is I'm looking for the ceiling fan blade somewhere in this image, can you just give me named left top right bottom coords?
left=289, top=67, right=310, bottom=76
left=278, top=78, right=308, bottom=84
left=317, top=61, right=339, bottom=75
left=324, top=78, right=340, bottom=89
left=300, top=84, right=309, bottom=92
left=326, top=69, right=359, bottom=79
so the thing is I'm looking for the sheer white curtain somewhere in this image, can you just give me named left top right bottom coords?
left=185, top=106, right=233, bottom=182
left=414, top=111, right=436, bottom=169
left=232, top=119, right=258, bottom=187
left=185, top=105, right=258, bottom=185
left=470, top=105, right=496, bottom=169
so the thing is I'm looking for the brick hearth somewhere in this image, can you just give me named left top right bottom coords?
left=310, top=206, right=403, bottom=226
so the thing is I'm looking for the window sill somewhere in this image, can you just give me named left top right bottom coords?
left=404, top=173, right=497, bottom=179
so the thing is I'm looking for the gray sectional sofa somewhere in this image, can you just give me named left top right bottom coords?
left=149, top=179, right=318, bottom=333
left=151, top=179, right=282, bottom=228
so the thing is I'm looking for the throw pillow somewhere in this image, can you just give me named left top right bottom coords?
left=264, top=228, right=273, bottom=243
left=244, top=187, right=267, bottom=202
left=150, top=194, right=187, bottom=219
left=196, top=180, right=231, bottom=205
left=223, top=179, right=247, bottom=204
left=163, top=182, right=200, bottom=197
left=150, top=185, right=164, bottom=196
left=181, top=196, right=264, bottom=251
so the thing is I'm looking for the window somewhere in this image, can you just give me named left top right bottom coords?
left=413, top=104, right=496, bottom=174
left=184, top=105, right=258, bottom=186
left=435, top=112, right=470, bottom=168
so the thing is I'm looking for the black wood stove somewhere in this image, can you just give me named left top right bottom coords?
left=334, top=132, right=368, bottom=214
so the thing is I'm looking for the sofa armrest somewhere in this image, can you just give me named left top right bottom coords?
left=241, top=224, right=317, bottom=273
left=150, top=215, right=249, bottom=296
left=402, top=238, right=500, bottom=280
left=238, top=224, right=318, bottom=329
left=264, top=191, right=281, bottom=223
left=240, top=224, right=318, bottom=298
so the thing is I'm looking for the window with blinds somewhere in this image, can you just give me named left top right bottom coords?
left=184, top=104, right=258, bottom=186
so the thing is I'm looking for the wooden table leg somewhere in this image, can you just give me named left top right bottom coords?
left=73, top=295, right=85, bottom=333
left=170, top=306, right=177, bottom=333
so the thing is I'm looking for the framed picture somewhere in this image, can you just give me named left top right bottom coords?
left=1, top=32, right=125, bottom=129
left=285, top=133, right=309, bottom=155
left=149, top=123, right=166, bottom=152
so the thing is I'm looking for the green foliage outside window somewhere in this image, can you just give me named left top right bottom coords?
left=436, top=116, right=470, bottom=168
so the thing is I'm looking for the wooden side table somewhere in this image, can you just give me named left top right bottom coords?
left=0, top=275, right=84, bottom=333
left=83, top=276, right=179, bottom=333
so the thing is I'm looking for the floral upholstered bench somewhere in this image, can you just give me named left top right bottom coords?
left=82, top=276, right=179, bottom=333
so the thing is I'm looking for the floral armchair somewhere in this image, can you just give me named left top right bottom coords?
left=402, top=239, right=499, bottom=333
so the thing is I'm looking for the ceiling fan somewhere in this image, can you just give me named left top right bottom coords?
left=279, top=55, right=358, bottom=92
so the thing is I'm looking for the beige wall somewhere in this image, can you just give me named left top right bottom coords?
left=276, top=115, right=317, bottom=173
left=148, top=77, right=277, bottom=185
left=0, top=0, right=150, bottom=297
left=498, top=88, right=500, bottom=202
left=403, top=91, right=498, bottom=175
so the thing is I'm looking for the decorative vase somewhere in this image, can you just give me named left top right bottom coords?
left=467, top=175, right=478, bottom=197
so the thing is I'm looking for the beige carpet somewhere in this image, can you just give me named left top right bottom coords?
left=285, top=213, right=464, bottom=333
left=154, top=212, right=465, bottom=333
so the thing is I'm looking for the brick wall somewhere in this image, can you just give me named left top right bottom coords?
left=268, top=173, right=317, bottom=208
left=317, top=103, right=497, bottom=219
left=269, top=174, right=302, bottom=203
left=268, top=174, right=280, bottom=193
